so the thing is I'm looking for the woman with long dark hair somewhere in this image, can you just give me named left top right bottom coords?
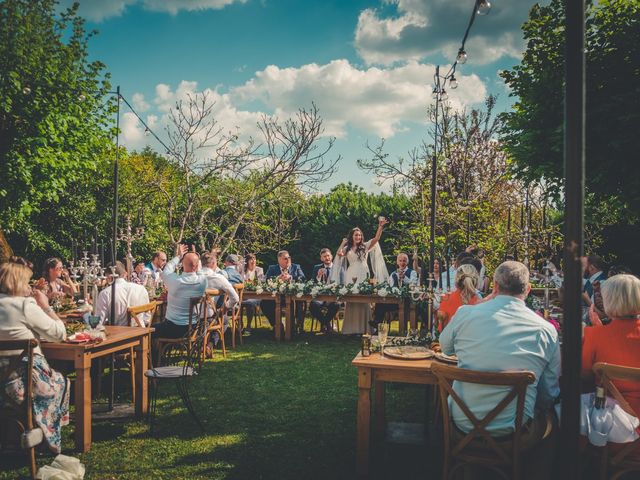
left=331, top=217, right=389, bottom=334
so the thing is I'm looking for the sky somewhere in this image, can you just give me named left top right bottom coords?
left=64, top=0, right=546, bottom=192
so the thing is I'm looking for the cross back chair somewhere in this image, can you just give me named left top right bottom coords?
left=223, top=283, right=245, bottom=348
left=431, top=363, right=537, bottom=480
left=145, top=305, right=208, bottom=432
left=203, top=288, right=226, bottom=359
left=155, top=296, right=205, bottom=368
left=0, top=339, right=42, bottom=479
left=592, top=362, right=640, bottom=480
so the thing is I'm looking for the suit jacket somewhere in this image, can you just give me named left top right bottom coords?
left=265, top=263, right=306, bottom=282
left=312, top=263, right=334, bottom=284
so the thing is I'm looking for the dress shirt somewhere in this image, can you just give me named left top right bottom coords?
left=222, top=266, right=243, bottom=285
left=439, top=295, right=560, bottom=435
left=95, top=278, right=151, bottom=327
left=388, top=268, right=418, bottom=287
left=161, top=256, right=207, bottom=326
left=0, top=294, right=66, bottom=355
left=144, top=262, right=163, bottom=281
left=201, top=267, right=239, bottom=308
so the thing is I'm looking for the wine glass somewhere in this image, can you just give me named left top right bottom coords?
left=378, top=322, right=389, bottom=358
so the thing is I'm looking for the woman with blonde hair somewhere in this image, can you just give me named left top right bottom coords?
left=582, top=274, right=640, bottom=416
left=437, top=264, right=481, bottom=332
left=0, top=261, right=69, bottom=453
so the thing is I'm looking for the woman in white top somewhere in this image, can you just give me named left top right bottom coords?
left=331, top=217, right=390, bottom=334
left=35, top=257, right=77, bottom=300
left=241, top=254, right=264, bottom=333
left=0, top=261, right=69, bottom=453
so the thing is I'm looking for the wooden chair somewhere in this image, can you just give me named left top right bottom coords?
left=145, top=313, right=207, bottom=432
left=0, top=339, right=42, bottom=479
left=592, top=362, right=640, bottom=480
left=431, top=363, right=537, bottom=480
left=155, top=297, right=204, bottom=367
left=203, top=288, right=226, bottom=359
left=122, top=301, right=158, bottom=405
left=224, top=283, right=245, bottom=348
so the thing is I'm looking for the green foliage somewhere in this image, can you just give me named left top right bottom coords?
left=0, top=0, right=114, bottom=260
left=500, top=0, right=640, bottom=216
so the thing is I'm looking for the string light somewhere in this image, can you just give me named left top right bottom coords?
left=22, top=86, right=31, bottom=95
left=449, top=75, right=458, bottom=89
left=476, top=0, right=491, bottom=16
left=456, top=49, right=468, bottom=64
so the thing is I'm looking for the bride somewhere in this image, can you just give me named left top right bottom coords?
left=331, top=217, right=389, bottom=334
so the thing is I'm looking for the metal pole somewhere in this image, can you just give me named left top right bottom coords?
left=429, top=66, right=440, bottom=274
left=561, top=2, right=585, bottom=479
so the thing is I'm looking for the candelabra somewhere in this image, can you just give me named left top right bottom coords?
left=117, top=214, right=145, bottom=275
left=69, top=252, right=106, bottom=314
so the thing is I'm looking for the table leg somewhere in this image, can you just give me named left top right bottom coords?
left=135, top=333, right=150, bottom=416
left=275, top=296, right=282, bottom=341
left=285, top=296, right=293, bottom=341
left=357, top=367, right=372, bottom=478
left=409, top=302, right=417, bottom=331
left=74, top=352, right=92, bottom=452
left=398, top=300, right=406, bottom=335
left=374, top=380, right=386, bottom=438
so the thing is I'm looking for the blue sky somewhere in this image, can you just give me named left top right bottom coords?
left=67, top=0, right=544, bottom=192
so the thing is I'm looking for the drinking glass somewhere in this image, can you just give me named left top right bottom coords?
left=378, top=322, right=389, bottom=358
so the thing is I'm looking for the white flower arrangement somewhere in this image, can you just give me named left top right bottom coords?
left=255, top=286, right=264, bottom=295
left=377, top=288, right=389, bottom=297
left=338, top=286, right=349, bottom=296
left=296, top=292, right=303, bottom=298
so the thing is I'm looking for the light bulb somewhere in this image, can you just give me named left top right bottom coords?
left=144, top=127, right=150, bottom=136
left=22, top=86, right=31, bottom=95
left=440, top=90, right=448, bottom=101
left=78, top=94, right=86, bottom=102
left=449, top=76, right=458, bottom=89
left=457, top=49, right=468, bottom=64
left=476, top=0, right=491, bottom=16
left=432, top=88, right=439, bottom=99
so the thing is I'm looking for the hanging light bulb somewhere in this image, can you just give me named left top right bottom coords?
left=22, top=86, right=31, bottom=95
left=476, top=0, right=491, bottom=16
left=432, top=88, right=439, bottom=99
left=440, top=89, right=449, bottom=101
left=449, top=75, right=458, bottom=90
left=457, top=49, right=468, bottom=64
left=144, top=127, right=150, bottom=136
left=78, top=93, right=86, bottom=102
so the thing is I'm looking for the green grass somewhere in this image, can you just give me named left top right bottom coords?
left=1, top=321, right=434, bottom=479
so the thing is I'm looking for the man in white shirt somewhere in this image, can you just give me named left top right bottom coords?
left=144, top=251, right=167, bottom=282
left=95, top=262, right=150, bottom=327
left=201, top=252, right=239, bottom=345
left=372, top=253, right=418, bottom=330
left=440, top=261, right=560, bottom=437
left=153, top=245, right=207, bottom=339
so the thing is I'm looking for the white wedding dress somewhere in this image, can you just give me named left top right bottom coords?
left=332, top=240, right=389, bottom=334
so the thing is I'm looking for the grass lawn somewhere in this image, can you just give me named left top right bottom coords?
left=1, top=321, right=435, bottom=479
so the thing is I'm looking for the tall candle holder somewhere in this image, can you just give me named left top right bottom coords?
left=117, top=214, right=145, bottom=275
left=69, top=251, right=106, bottom=312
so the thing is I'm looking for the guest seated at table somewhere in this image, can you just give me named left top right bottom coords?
left=0, top=261, right=69, bottom=454
left=587, top=265, right=633, bottom=326
left=241, top=254, right=264, bottom=333
left=222, top=254, right=243, bottom=285
left=437, top=264, right=481, bottom=332
left=201, top=252, right=239, bottom=344
left=440, top=261, right=560, bottom=438
left=153, top=244, right=207, bottom=340
left=582, top=274, right=640, bottom=416
left=144, top=251, right=167, bottom=282
left=130, top=261, right=147, bottom=285
left=261, top=251, right=306, bottom=331
left=371, top=253, right=418, bottom=332
left=95, top=261, right=150, bottom=327
left=310, top=248, right=340, bottom=334
left=35, top=257, right=77, bottom=300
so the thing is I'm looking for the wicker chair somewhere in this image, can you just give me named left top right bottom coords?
left=0, top=339, right=42, bottom=478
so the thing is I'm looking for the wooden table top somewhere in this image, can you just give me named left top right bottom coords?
left=352, top=352, right=435, bottom=371
left=41, top=326, right=150, bottom=351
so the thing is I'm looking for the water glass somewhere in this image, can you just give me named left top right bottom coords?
left=378, top=322, right=389, bottom=357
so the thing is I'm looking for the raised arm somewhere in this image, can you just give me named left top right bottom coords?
left=336, top=238, right=348, bottom=257
left=367, top=217, right=389, bottom=251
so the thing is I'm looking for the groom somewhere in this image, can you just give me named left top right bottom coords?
left=261, top=250, right=306, bottom=331
left=310, top=248, right=341, bottom=333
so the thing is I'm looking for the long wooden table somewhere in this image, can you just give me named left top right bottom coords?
left=41, top=326, right=151, bottom=452
left=352, top=352, right=438, bottom=478
left=242, top=291, right=285, bottom=341
left=284, top=294, right=417, bottom=341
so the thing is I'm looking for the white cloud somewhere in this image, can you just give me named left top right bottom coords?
left=354, top=0, right=530, bottom=66
left=61, top=0, right=245, bottom=22
left=132, top=93, right=150, bottom=112
left=120, top=112, right=149, bottom=150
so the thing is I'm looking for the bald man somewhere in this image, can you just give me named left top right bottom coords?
left=153, top=244, right=207, bottom=340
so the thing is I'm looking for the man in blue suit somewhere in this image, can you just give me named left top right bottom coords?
left=310, top=248, right=340, bottom=333
left=261, top=250, right=306, bottom=331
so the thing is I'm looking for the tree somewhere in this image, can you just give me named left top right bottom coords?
left=0, top=0, right=113, bottom=257
left=500, top=0, right=640, bottom=216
